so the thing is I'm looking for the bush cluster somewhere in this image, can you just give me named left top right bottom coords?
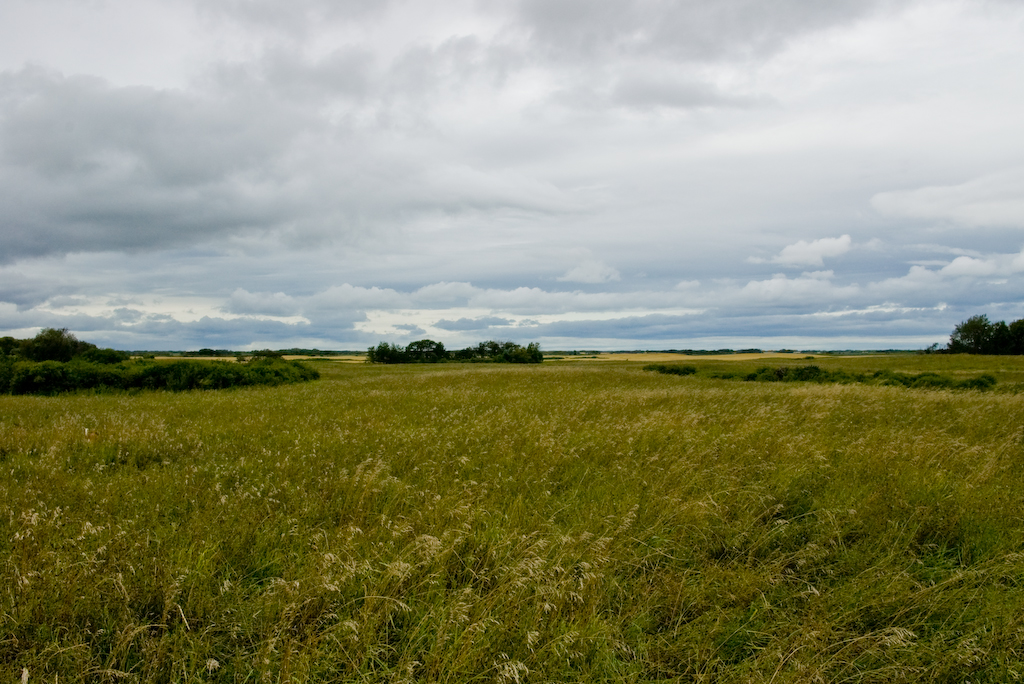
left=1, top=327, right=129, bottom=364
left=0, top=328, right=319, bottom=395
left=0, top=357, right=320, bottom=396
left=869, top=369, right=997, bottom=390
left=645, top=363, right=997, bottom=390
left=367, top=339, right=543, bottom=364
left=641, top=363, right=697, bottom=375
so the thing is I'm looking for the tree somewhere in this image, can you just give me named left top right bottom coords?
left=367, top=342, right=407, bottom=364
left=989, top=321, right=1012, bottom=355
left=948, top=315, right=994, bottom=354
left=80, top=347, right=131, bottom=364
left=947, top=314, right=1024, bottom=354
left=22, top=327, right=95, bottom=362
left=502, top=342, right=543, bottom=363
left=1010, top=319, right=1024, bottom=355
left=369, top=339, right=543, bottom=363
left=405, top=339, right=448, bottom=363
left=0, top=336, right=18, bottom=357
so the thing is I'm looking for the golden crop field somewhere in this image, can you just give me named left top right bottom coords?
left=3, top=356, right=1024, bottom=682
left=281, top=355, right=366, bottom=364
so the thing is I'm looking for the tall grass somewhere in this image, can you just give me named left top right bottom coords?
left=2, top=360, right=1024, bottom=681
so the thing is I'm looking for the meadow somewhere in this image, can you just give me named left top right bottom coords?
left=3, top=355, right=1024, bottom=682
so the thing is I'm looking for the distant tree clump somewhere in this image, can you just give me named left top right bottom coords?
left=366, top=342, right=412, bottom=364
left=19, top=327, right=96, bottom=362
left=367, top=339, right=543, bottom=364
left=1, top=327, right=128, bottom=364
left=0, top=328, right=320, bottom=395
left=405, top=339, right=448, bottom=363
left=183, top=348, right=235, bottom=357
left=947, top=315, right=1024, bottom=354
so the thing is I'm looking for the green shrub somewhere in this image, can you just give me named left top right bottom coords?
left=368, top=340, right=544, bottom=364
left=956, top=373, right=997, bottom=390
left=647, top=363, right=996, bottom=391
left=642, top=363, right=697, bottom=375
left=79, top=347, right=130, bottom=364
left=2, top=357, right=319, bottom=395
left=0, top=355, right=12, bottom=393
left=20, top=327, right=96, bottom=362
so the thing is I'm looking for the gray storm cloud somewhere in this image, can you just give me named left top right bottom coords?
left=0, top=67, right=302, bottom=259
left=1, top=0, right=1023, bottom=349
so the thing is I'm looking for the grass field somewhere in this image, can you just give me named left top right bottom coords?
left=3, top=355, right=1024, bottom=682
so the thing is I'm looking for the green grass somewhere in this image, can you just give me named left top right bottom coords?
left=2, top=358, right=1024, bottom=682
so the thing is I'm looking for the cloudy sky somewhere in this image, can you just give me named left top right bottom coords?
left=2, top=0, right=1023, bottom=351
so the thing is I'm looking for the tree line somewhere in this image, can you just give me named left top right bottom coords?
left=0, top=328, right=319, bottom=395
left=945, top=315, right=1024, bottom=355
left=1, top=326, right=131, bottom=364
left=367, top=339, right=543, bottom=364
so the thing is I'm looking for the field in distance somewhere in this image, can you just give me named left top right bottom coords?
left=2, top=356, right=1023, bottom=681
left=281, top=354, right=366, bottom=363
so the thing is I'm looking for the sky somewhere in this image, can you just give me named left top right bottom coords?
left=1, top=0, right=1023, bottom=351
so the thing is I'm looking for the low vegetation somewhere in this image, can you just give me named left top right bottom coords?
left=3, top=356, right=1024, bottom=681
left=644, top=363, right=1000, bottom=390
left=0, top=356, right=320, bottom=395
left=367, top=339, right=543, bottom=364
left=0, top=329, right=319, bottom=395
left=1, top=327, right=129, bottom=364
left=642, top=363, right=698, bottom=376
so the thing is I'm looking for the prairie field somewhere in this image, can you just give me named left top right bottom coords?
left=3, top=356, right=1024, bottom=682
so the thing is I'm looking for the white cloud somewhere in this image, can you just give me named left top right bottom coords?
left=750, top=235, right=852, bottom=267
left=937, top=248, right=1024, bottom=277
left=939, top=256, right=998, bottom=277
left=557, top=259, right=621, bottom=284
left=308, top=284, right=405, bottom=311
left=1013, top=250, right=1024, bottom=272
left=411, top=282, right=479, bottom=306
left=227, top=288, right=299, bottom=317
left=871, top=168, right=1024, bottom=228
left=737, top=272, right=858, bottom=304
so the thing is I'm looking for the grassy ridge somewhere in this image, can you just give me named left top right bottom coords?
left=2, top=360, right=1024, bottom=681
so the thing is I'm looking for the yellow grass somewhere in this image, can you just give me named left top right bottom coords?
left=3, top=359, right=1024, bottom=681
